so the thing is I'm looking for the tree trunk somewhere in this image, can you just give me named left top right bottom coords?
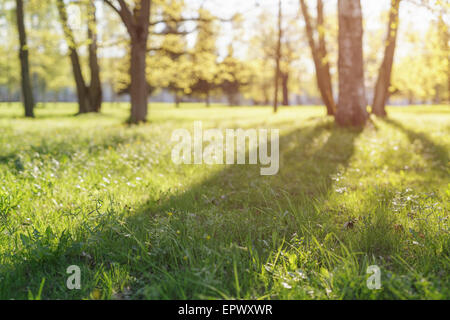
left=205, top=91, right=210, bottom=107
left=281, top=72, right=289, bottom=106
left=299, top=0, right=336, bottom=116
left=273, top=0, right=282, bottom=113
left=316, top=0, right=336, bottom=115
left=232, top=93, right=240, bottom=106
left=103, top=0, right=152, bottom=123
left=87, top=2, right=102, bottom=113
left=336, top=0, right=368, bottom=127
left=69, top=50, right=89, bottom=114
left=175, top=93, right=181, bottom=108
left=15, top=0, right=34, bottom=118
left=372, top=0, right=401, bottom=117
left=441, top=16, right=450, bottom=104
left=408, top=91, right=414, bottom=105
left=129, top=37, right=148, bottom=122
left=56, top=0, right=89, bottom=114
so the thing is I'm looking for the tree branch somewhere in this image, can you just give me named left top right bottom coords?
left=103, top=0, right=135, bottom=33
left=149, top=15, right=233, bottom=27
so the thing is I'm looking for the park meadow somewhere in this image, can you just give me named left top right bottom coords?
left=0, top=103, right=448, bottom=299
left=0, top=0, right=449, bottom=301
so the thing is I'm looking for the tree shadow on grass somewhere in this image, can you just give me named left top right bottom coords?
left=382, top=118, right=449, bottom=171
left=96, top=120, right=362, bottom=299
left=138, top=119, right=362, bottom=217
left=0, top=119, right=364, bottom=299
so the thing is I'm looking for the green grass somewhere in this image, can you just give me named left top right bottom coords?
left=0, top=102, right=448, bottom=300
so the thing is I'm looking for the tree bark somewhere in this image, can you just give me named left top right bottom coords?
left=15, top=0, right=34, bottom=118
left=336, top=0, right=368, bottom=127
left=372, top=0, right=401, bottom=117
left=104, top=0, right=151, bottom=123
left=70, top=51, right=90, bottom=114
left=87, top=2, right=102, bottom=113
left=273, top=0, right=282, bottom=113
left=130, top=37, right=149, bottom=122
left=57, top=0, right=89, bottom=114
left=299, top=0, right=336, bottom=116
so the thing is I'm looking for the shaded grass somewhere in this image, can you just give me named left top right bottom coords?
left=0, top=103, right=448, bottom=300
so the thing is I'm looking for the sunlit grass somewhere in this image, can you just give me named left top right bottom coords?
left=0, top=103, right=448, bottom=299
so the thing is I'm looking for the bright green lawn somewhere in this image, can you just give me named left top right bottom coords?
left=0, top=102, right=449, bottom=300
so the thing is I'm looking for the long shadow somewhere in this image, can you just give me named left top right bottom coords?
left=0, top=119, right=363, bottom=299
left=129, top=121, right=362, bottom=299
left=139, top=120, right=361, bottom=214
left=382, top=118, right=448, bottom=171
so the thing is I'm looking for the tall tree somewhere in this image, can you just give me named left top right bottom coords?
left=56, top=0, right=102, bottom=114
left=273, top=0, right=282, bottom=113
left=280, top=37, right=299, bottom=106
left=390, top=4, right=449, bottom=104
left=438, top=13, right=449, bottom=104
left=0, top=6, right=20, bottom=105
left=189, top=8, right=219, bottom=107
left=156, top=0, right=190, bottom=108
left=218, top=45, right=250, bottom=106
left=299, top=0, right=336, bottom=116
left=336, top=0, right=368, bottom=127
left=372, top=0, right=402, bottom=117
left=104, top=0, right=151, bottom=123
left=15, top=0, right=34, bottom=117
left=87, top=2, right=102, bottom=113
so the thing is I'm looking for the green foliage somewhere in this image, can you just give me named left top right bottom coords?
left=148, top=0, right=192, bottom=97
left=391, top=18, right=449, bottom=103
left=217, top=45, right=252, bottom=105
left=187, top=8, right=221, bottom=102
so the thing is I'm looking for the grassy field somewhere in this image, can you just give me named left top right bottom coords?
left=0, top=102, right=448, bottom=300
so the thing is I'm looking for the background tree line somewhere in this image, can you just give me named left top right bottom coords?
left=0, top=0, right=448, bottom=126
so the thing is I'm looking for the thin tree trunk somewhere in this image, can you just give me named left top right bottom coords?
left=87, top=2, right=102, bottom=113
left=441, top=16, right=450, bottom=104
left=336, top=0, right=368, bottom=127
left=15, top=0, right=34, bottom=118
left=273, top=0, right=282, bottom=113
left=6, top=87, right=10, bottom=105
left=70, top=51, right=89, bottom=114
left=56, top=0, right=89, bottom=114
left=175, top=93, right=181, bottom=108
left=316, top=0, right=336, bottom=115
left=299, top=0, right=336, bottom=116
left=205, top=91, right=210, bottom=107
left=372, top=0, right=401, bottom=117
left=281, top=72, right=289, bottom=106
left=6, top=50, right=12, bottom=106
